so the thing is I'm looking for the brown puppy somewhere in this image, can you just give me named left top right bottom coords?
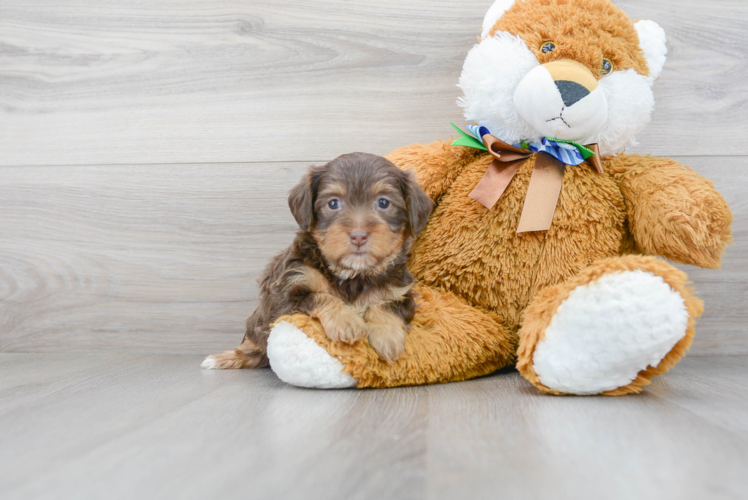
left=202, top=152, right=433, bottom=369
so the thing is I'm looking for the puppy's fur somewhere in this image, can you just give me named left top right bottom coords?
left=203, top=153, right=433, bottom=369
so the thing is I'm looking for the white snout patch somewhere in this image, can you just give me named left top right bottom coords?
left=532, top=270, right=689, bottom=395
left=266, top=321, right=358, bottom=389
left=513, top=65, right=607, bottom=142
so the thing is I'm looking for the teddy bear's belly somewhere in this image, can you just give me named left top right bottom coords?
left=409, top=155, right=628, bottom=329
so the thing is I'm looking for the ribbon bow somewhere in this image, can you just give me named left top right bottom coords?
left=450, top=123, right=603, bottom=233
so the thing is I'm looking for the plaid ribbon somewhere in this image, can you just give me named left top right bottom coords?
left=466, top=125, right=593, bottom=167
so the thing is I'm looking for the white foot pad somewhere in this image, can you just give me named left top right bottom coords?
left=267, top=321, right=357, bottom=389
left=533, top=270, right=689, bottom=395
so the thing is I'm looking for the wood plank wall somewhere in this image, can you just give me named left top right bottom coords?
left=1, top=0, right=746, bottom=354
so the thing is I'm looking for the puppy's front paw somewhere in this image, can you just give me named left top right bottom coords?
left=367, top=322, right=407, bottom=364
left=320, top=308, right=368, bottom=344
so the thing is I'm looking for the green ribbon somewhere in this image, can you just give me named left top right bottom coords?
left=449, top=122, right=487, bottom=151
left=546, top=137, right=596, bottom=160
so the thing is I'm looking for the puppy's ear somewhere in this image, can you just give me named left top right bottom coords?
left=401, top=170, right=433, bottom=235
left=288, top=166, right=325, bottom=231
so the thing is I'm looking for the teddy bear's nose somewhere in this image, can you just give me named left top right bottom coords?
left=542, top=59, right=598, bottom=107
left=555, top=80, right=591, bottom=107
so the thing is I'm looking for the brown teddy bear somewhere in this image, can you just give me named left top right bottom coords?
left=263, top=0, right=733, bottom=395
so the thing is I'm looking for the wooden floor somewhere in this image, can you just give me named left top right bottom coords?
left=0, top=353, right=746, bottom=500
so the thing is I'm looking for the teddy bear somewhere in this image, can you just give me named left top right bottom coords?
left=262, top=0, right=733, bottom=395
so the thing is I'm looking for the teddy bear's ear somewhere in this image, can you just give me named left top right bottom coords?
left=480, top=0, right=516, bottom=39
left=635, top=20, right=668, bottom=83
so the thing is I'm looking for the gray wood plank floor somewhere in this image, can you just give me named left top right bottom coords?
left=0, top=354, right=746, bottom=500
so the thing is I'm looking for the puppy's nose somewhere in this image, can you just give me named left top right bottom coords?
left=555, top=80, right=590, bottom=107
left=350, top=231, right=369, bottom=247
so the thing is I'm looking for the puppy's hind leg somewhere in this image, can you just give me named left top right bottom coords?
left=201, top=337, right=268, bottom=370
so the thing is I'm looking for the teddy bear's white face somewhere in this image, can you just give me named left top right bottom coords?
left=458, top=0, right=667, bottom=156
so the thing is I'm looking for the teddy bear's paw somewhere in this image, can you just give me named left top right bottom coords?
left=530, top=269, right=690, bottom=395
left=266, top=321, right=358, bottom=389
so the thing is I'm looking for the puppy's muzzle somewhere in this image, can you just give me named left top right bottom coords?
left=513, top=58, right=607, bottom=141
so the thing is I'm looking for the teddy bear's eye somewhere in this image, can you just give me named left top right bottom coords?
left=601, top=58, right=614, bottom=76
left=540, top=41, right=556, bottom=54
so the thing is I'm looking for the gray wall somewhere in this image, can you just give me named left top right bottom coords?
left=1, top=0, right=745, bottom=354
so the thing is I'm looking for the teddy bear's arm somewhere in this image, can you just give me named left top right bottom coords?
left=609, top=154, right=733, bottom=269
left=386, top=141, right=480, bottom=201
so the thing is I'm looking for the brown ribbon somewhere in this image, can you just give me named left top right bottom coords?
left=468, top=135, right=603, bottom=233
left=587, top=143, right=604, bottom=175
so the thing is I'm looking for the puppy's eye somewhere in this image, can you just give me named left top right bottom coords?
left=328, top=199, right=341, bottom=210
left=377, top=198, right=390, bottom=209
left=540, top=41, right=556, bottom=54
left=601, top=58, right=614, bottom=76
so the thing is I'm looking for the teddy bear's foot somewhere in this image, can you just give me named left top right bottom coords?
left=517, top=256, right=703, bottom=396
left=266, top=321, right=357, bottom=389
left=267, top=287, right=516, bottom=389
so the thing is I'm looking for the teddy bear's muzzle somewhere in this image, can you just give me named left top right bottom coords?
left=513, top=58, right=607, bottom=143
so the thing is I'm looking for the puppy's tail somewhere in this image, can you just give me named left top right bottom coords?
left=201, top=338, right=269, bottom=370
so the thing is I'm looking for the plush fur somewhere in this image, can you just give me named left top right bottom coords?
left=265, top=0, right=733, bottom=395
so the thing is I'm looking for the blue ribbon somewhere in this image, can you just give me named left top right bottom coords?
left=467, top=125, right=587, bottom=167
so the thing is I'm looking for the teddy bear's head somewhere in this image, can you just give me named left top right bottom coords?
left=459, top=0, right=667, bottom=156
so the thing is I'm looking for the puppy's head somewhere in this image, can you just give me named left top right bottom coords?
left=288, top=152, right=432, bottom=276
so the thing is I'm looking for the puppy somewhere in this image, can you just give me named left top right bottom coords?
left=202, top=152, right=433, bottom=369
